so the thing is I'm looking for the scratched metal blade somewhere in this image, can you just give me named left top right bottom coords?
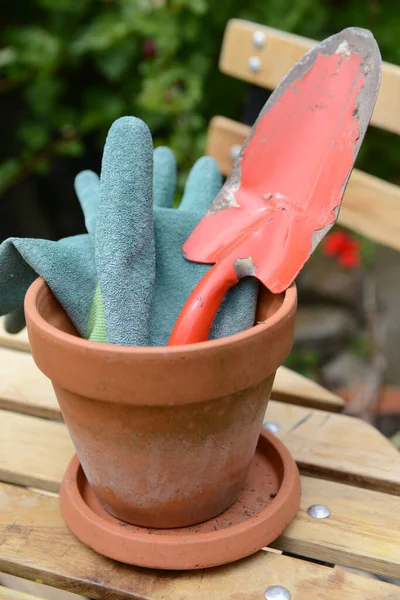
left=183, top=27, right=381, bottom=293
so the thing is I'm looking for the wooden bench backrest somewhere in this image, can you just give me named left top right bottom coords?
left=206, top=20, right=400, bottom=251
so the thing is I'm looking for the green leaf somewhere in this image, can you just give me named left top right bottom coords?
left=171, top=0, right=208, bottom=16
left=1, top=0, right=400, bottom=201
left=33, top=160, right=51, bottom=175
left=6, top=27, right=61, bottom=70
left=0, top=159, right=20, bottom=193
left=17, top=122, right=50, bottom=151
left=80, top=88, right=125, bottom=132
left=25, top=79, right=63, bottom=117
left=71, top=15, right=130, bottom=55
left=95, top=38, right=139, bottom=80
left=284, top=348, right=320, bottom=379
left=137, top=65, right=203, bottom=115
left=0, top=47, right=16, bottom=68
left=37, top=0, right=90, bottom=14
left=57, top=138, right=84, bottom=157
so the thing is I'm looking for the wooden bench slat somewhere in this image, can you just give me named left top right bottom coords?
left=274, top=475, right=400, bottom=578
left=0, top=340, right=344, bottom=417
left=272, top=366, right=343, bottom=411
left=1, top=409, right=400, bottom=578
left=220, top=19, right=400, bottom=135
left=0, top=348, right=59, bottom=421
left=207, top=116, right=400, bottom=251
left=1, top=483, right=399, bottom=600
left=266, top=401, right=400, bottom=493
left=0, top=574, right=86, bottom=600
left=0, top=586, right=48, bottom=600
left=0, top=410, right=72, bottom=493
left=0, top=317, right=30, bottom=352
left=337, top=169, right=400, bottom=250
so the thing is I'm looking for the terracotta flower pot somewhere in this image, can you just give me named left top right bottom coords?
left=25, top=278, right=297, bottom=529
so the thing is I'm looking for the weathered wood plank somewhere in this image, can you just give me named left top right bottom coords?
left=220, top=19, right=400, bottom=135
left=272, top=366, right=344, bottom=412
left=0, top=348, right=58, bottom=420
left=0, top=483, right=399, bottom=600
left=207, top=116, right=400, bottom=251
left=0, top=586, right=47, bottom=600
left=337, top=169, right=400, bottom=250
left=0, top=574, right=86, bottom=600
left=273, top=475, right=400, bottom=578
left=0, top=318, right=30, bottom=352
left=0, top=410, right=72, bottom=493
left=266, top=402, right=400, bottom=493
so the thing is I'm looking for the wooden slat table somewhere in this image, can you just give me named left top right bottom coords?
left=0, top=587, right=47, bottom=600
left=0, top=320, right=399, bottom=599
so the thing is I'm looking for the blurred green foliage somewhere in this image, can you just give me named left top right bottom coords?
left=1, top=0, right=400, bottom=196
left=284, top=348, right=320, bottom=379
left=392, top=431, right=400, bottom=451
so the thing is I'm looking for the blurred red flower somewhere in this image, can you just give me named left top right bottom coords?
left=142, top=39, right=157, bottom=59
left=323, top=229, right=361, bottom=268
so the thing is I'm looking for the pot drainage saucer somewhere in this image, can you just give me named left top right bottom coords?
left=60, top=430, right=300, bottom=570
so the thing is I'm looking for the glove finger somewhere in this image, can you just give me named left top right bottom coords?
left=96, top=116, right=155, bottom=346
left=0, top=238, right=37, bottom=316
left=179, top=156, right=222, bottom=218
left=210, top=278, right=259, bottom=340
left=74, top=170, right=100, bottom=237
left=4, top=305, right=26, bottom=334
left=153, top=146, right=177, bottom=208
left=0, top=235, right=96, bottom=338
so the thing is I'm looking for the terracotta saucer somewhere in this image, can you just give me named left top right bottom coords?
left=60, top=430, right=300, bottom=570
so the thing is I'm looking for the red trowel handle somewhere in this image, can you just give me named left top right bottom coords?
left=168, top=258, right=239, bottom=345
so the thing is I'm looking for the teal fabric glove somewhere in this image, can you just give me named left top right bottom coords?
left=0, top=233, right=98, bottom=337
left=4, top=306, right=26, bottom=334
left=88, top=116, right=258, bottom=345
left=0, top=116, right=258, bottom=346
left=0, top=117, right=156, bottom=345
left=150, top=147, right=258, bottom=345
left=0, top=170, right=101, bottom=339
left=95, top=117, right=155, bottom=345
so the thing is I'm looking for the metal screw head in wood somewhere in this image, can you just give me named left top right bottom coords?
left=248, top=56, right=261, bottom=72
left=263, top=421, right=281, bottom=434
left=264, top=585, right=291, bottom=600
left=252, top=30, right=266, bottom=48
left=307, top=504, right=331, bottom=519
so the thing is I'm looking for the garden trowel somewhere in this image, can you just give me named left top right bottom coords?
left=168, top=27, right=381, bottom=345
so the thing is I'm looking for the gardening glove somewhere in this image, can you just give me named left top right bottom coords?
left=94, top=115, right=258, bottom=346
left=150, top=146, right=258, bottom=345
left=1, top=116, right=258, bottom=345
left=94, top=116, right=155, bottom=345
left=1, top=117, right=156, bottom=346
left=4, top=305, right=26, bottom=334
left=0, top=171, right=99, bottom=333
left=0, top=170, right=102, bottom=339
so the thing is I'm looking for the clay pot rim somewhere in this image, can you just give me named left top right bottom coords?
left=26, top=277, right=297, bottom=356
